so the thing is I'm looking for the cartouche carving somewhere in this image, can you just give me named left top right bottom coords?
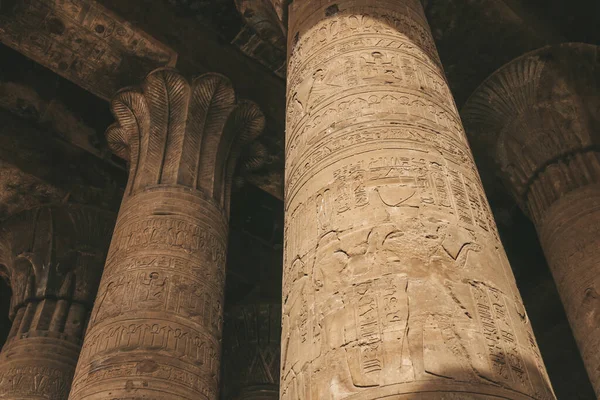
left=462, top=43, right=600, bottom=396
left=282, top=1, right=555, bottom=398
left=70, top=68, right=264, bottom=400
left=0, top=205, right=114, bottom=400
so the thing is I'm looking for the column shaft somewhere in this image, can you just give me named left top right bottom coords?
left=0, top=206, right=114, bottom=400
left=0, top=304, right=84, bottom=399
left=68, top=69, right=264, bottom=400
left=70, top=189, right=226, bottom=399
left=461, top=43, right=600, bottom=396
left=536, top=183, right=600, bottom=393
left=282, top=1, right=555, bottom=398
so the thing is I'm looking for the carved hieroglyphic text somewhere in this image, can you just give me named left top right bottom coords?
left=71, top=197, right=228, bottom=400
left=282, top=1, right=555, bottom=398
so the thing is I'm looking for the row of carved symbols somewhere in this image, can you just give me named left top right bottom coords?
left=118, top=254, right=225, bottom=288
left=107, top=217, right=225, bottom=265
left=288, top=51, right=453, bottom=125
left=286, top=125, right=473, bottom=196
left=290, top=9, right=439, bottom=79
left=80, top=322, right=219, bottom=376
left=92, top=270, right=222, bottom=335
left=287, top=92, right=463, bottom=159
left=289, top=31, right=442, bottom=88
left=0, top=365, right=69, bottom=398
left=287, top=157, right=496, bottom=251
left=71, top=361, right=217, bottom=399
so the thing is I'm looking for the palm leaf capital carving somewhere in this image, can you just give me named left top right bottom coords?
left=105, top=68, right=265, bottom=208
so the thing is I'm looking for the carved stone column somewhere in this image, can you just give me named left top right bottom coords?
left=283, top=1, right=555, bottom=398
left=462, top=43, right=600, bottom=396
left=222, top=303, right=281, bottom=400
left=69, top=68, right=264, bottom=400
left=0, top=205, right=114, bottom=400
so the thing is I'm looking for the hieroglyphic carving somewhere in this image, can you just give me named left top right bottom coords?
left=92, top=269, right=223, bottom=335
left=106, top=217, right=227, bottom=272
left=70, top=360, right=218, bottom=399
left=79, top=322, right=219, bottom=372
left=462, top=43, right=600, bottom=397
left=283, top=1, right=554, bottom=398
left=70, top=69, right=264, bottom=400
left=0, top=365, right=70, bottom=399
left=0, top=0, right=177, bottom=100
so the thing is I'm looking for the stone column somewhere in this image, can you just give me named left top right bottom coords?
left=222, top=303, right=281, bottom=400
left=282, top=1, right=555, bottom=398
left=0, top=205, right=114, bottom=400
left=69, top=69, right=264, bottom=400
left=462, top=43, right=600, bottom=396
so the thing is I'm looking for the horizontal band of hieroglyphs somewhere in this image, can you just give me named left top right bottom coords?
left=287, top=92, right=464, bottom=153
left=0, top=365, right=69, bottom=398
left=80, top=322, right=219, bottom=375
left=91, top=269, right=223, bottom=335
left=289, top=9, right=439, bottom=78
left=285, top=125, right=473, bottom=191
left=107, top=217, right=226, bottom=264
left=287, top=50, right=454, bottom=122
left=71, top=360, right=217, bottom=399
left=106, top=254, right=225, bottom=289
left=286, top=156, right=499, bottom=243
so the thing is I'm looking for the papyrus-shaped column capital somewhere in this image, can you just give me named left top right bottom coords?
left=70, top=69, right=264, bottom=400
left=462, top=43, right=600, bottom=223
left=106, top=68, right=265, bottom=211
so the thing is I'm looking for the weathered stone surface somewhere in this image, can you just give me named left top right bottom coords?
left=103, top=0, right=287, bottom=200
left=233, top=0, right=287, bottom=77
left=0, top=0, right=177, bottom=100
left=69, top=68, right=264, bottom=399
left=0, top=106, right=123, bottom=220
left=282, top=0, right=555, bottom=398
left=462, top=43, right=600, bottom=396
left=222, top=302, right=281, bottom=400
left=0, top=205, right=115, bottom=400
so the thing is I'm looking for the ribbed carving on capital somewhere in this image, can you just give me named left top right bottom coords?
left=462, top=43, right=600, bottom=218
left=0, top=205, right=114, bottom=400
left=106, top=68, right=265, bottom=209
left=0, top=205, right=115, bottom=315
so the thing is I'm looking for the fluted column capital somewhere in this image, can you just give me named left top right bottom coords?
left=0, top=205, right=115, bottom=318
left=462, top=43, right=600, bottom=222
left=106, top=68, right=265, bottom=212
